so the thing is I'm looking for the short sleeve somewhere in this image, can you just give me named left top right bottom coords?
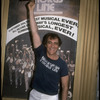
left=60, top=62, right=69, bottom=77
left=34, top=44, right=46, bottom=57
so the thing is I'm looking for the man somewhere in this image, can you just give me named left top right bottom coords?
left=27, top=1, right=69, bottom=100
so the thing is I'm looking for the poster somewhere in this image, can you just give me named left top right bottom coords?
left=2, top=0, right=80, bottom=100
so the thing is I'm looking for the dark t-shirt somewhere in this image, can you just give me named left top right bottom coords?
left=32, top=44, right=68, bottom=95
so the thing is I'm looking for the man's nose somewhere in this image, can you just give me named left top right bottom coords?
left=51, top=42, right=55, bottom=47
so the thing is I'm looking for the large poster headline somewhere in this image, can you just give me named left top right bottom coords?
left=6, top=16, right=78, bottom=44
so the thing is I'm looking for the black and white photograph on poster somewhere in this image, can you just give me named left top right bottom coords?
left=2, top=0, right=80, bottom=100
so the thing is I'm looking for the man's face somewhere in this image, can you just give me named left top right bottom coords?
left=45, top=37, right=59, bottom=56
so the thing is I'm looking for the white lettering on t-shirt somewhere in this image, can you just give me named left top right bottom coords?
left=40, top=56, right=60, bottom=73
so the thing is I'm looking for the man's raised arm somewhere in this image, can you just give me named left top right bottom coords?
left=27, top=0, right=41, bottom=48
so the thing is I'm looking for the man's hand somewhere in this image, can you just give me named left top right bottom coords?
left=27, top=0, right=35, bottom=11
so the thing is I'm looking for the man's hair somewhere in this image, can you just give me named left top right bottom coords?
left=42, top=33, right=62, bottom=46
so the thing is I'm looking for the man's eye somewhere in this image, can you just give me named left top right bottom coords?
left=47, top=41, right=52, bottom=44
left=47, top=41, right=59, bottom=45
left=54, top=42, right=59, bottom=45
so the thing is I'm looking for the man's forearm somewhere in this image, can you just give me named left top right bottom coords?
left=61, top=88, right=68, bottom=100
left=28, top=2, right=41, bottom=48
left=29, top=10, right=38, bottom=35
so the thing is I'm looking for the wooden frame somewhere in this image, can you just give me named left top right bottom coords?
left=1, top=0, right=99, bottom=100
left=1, top=0, right=9, bottom=95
